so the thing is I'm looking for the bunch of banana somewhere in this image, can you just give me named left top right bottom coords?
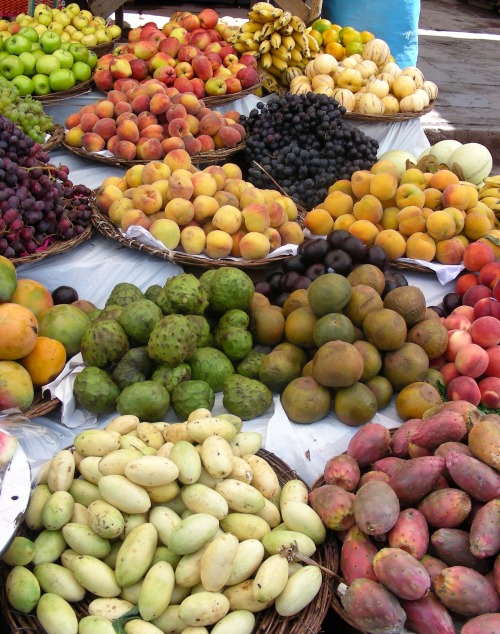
left=478, top=174, right=500, bottom=218
left=227, top=2, right=319, bottom=92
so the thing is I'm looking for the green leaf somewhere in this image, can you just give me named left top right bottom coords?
left=436, top=381, right=447, bottom=402
left=112, top=606, right=140, bottom=633
left=484, top=234, right=500, bottom=246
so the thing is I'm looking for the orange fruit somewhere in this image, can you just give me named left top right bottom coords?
left=325, top=41, right=345, bottom=60
left=322, top=28, right=340, bottom=46
left=20, top=336, right=67, bottom=387
left=309, top=29, right=322, bottom=45
left=339, top=26, right=362, bottom=45
left=311, top=18, right=332, bottom=34
left=345, top=41, right=364, bottom=56
left=360, top=30, right=375, bottom=43
left=331, top=24, right=342, bottom=32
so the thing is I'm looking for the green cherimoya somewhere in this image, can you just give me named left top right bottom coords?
left=237, top=350, right=267, bottom=380
left=156, top=273, right=209, bottom=315
left=117, top=380, right=170, bottom=422
left=74, top=366, right=120, bottom=415
left=118, top=299, right=163, bottom=345
left=144, top=284, right=162, bottom=304
left=222, top=374, right=273, bottom=420
left=207, top=268, right=254, bottom=313
left=80, top=319, right=130, bottom=369
left=151, top=363, right=191, bottom=393
left=112, top=347, right=153, bottom=390
left=216, top=326, right=253, bottom=362
left=105, top=282, right=144, bottom=308
left=218, top=309, right=250, bottom=330
left=189, top=347, right=234, bottom=392
left=171, top=380, right=215, bottom=421
left=147, top=314, right=197, bottom=367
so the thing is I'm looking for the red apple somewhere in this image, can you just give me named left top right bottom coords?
left=147, top=30, right=167, bottom=46
left=190, top=30, right=211, bottom=51
left=239, top=53, right=258, bottom=68
left=178, top=44, right=200, bottom=63
left=205, top=42, right=222, bottom=55
left=205, top=51, right=222, bottom=72
left=181, top=13, right=201, bottom=32
left=169, top=27, right=190, bottom=45
left=198, top=8, right=219, bottom=29
left=219, top=44, right=236, bottom=60
left=149, top=52, right=175, bottom=72
left=225, top=76, right=242, bottom=94
left=173, top=76, right=194, bottom=93
left=175, top=61, right=194, bottom=80
left=129, top=58, right=149, bottom=81
left=140, top=22, right=159, bottom=40
left=222, top=53, right=239, bottom=67
left=190, top=77, right=206, bottom=99
left=192, top=55, right=213, bottom=81
left=93, top=69, right=114, bottom=92
left=236, top=66, right=259, bottom=88
left=207, top=29, right=221, bottom=43
left=130, top=41, right=158, bottom=61
left=158, top=36, right=182, bottom=58
left=128, top=27, right=142, bottom=42
left=205, top=77, right=227, bottom=96
left=153, top=65, right=177, bottom=86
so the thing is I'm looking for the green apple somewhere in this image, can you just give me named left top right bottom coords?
left=106, top=25, right=122, bottom=40
left=66, top=4, right=81, bottom=17
left=31, top=48, right=45, bottom=61
left=54, top=12, right=71, bottom=28
left=60, top=41, right=71, bottom=50
left=49, top=67, right=75, bottom=91
left=5, top=34, right=32, bottom=55
left=53, top=48, right=74, bottom=69
left=36, top=12, right=53, bottom=28
left=0, top=52, right=8, bottom=63
left=68, top=43, right=89, bottom=63
left=71, top=60, right=91, bottom=82
left=18, top=51, right=37, bottom=76
left=12, top=74, right=34, bottom=95
left=30, top=42, right=41, bottom=50
left=87, top=50, right=98, bottom=70
left=0, top=54, right=25, bottom=80
left=18, top=27, right=39, bottom=43
left=48, top=22, right=64, bottom=36
left=0, top=38, right=3, bottom=54
left=72, top=15, right=90, bottom=31
left=32, top=72, right=51, bottom=95
left=36, top=53, right=61, bottom=76
left=39, top=30, right=61, bottom=54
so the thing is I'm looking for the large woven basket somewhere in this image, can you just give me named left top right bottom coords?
left=41, top=123, right=64, bottom=153
left=33, top=76, right=95, bottom=104
left=198, top=70, right=265, bottom=108
left=343, top=100, right=435, bottom=123
left=87, top=39, right=118, bottom=58
left=0, top=448, right=338, bottom=634
left=24, top=390, right=60, bottom=419
left=11, top=223, right=93, bottom=267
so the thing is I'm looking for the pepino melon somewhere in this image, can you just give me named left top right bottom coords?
left=378, top=150, right=417, bottom=175
left=428, top=139, right=462, bottom=168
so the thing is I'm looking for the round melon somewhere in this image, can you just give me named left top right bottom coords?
left=449, top=143, right=493, bottom=185
left=428, top=139, right=462, bottom=167
left=378, top=150, right=418, bottom=175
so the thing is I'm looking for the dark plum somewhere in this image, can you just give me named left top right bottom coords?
left=342, top=235, right=368, bottom=262
left=382, top=273, right=399, bottom=298
left=280, top=271, right=301, bottom=292
left=292, top=275, right=312, bottom=290
left=266, top=271, right=283, bottom=293
left=254, top=281, right=272, bottom=297
left=282, top=254, right=306, bottom=274
left=274, top=292, right=291, bottom=307
left=297, top=237, right=316, bottom=256
left=442, top=292, right=462, bottom=315
left=300, top=238, right=330, bottom=265
left=392, top=272, right=409, bottom=287
left=429, top=305, right=447, bottom=318
left=305, top=262, right=326, bottom=281
left=326, top=229, right=350, bottom=250
left=366, top=244, right=387, bottom=270
left=51, top=285, right=78, bottom=304
left=323, top=249, right=353, bottom=276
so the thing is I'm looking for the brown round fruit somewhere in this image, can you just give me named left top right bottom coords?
left=347, top=264, right=386, bottom=295
left=312, top=340, right=364, bottom=387
left=281, top=376, right=332, bottom=423
left=382, top=342, right=430, bottom=390
left=334, top=382, right=378, bottom=426
left=383, top=285, right=426, bottom=327
left=362, top=308, right=407, bottom=351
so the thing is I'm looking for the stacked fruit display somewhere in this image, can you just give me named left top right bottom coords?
left=93, top=8, right=260, bottom=99
left=312, top=416, right=500, bottom=633
left=95, top=155, right=304, bottom=260
left=2, top=412, right=328, bottom=632
left=0, top=76, right=54, bottom=142
left=0, top=28, right=96, bottom=96
left=3, top=3, right=121, bottom=48
left=64, top=79, right=247, bottom=161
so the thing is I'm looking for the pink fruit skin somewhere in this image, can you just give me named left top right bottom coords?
left=494, top=553, right=500, bottom=594
left=431, top=528, right=491, bottom=573
left=418, top=488, right=472, bottom=528
left=408, top=411, right=467, bottom=449
left=347, top=422, right=391, bottom=467
left=340, top=525, right=378, bottom=585
left=420, top=554, right=448, bottom=590
left=461, top=613, right=500, bottom=634
left=389, top=418, right=422, bottom=458
left=445, top=450, right=500, bottom=502
left=422, top=399, right=481, bottom=430
left=308, top=484, right=355, bottom=532
left=353, top=480, right=400, bottom=537
left=434, top=566, right=500, bottom=617
left=400, top=592, right=455, bottom=634
left=387, top=508, right=429, bottom=559
left=359, top=470, right=390, bottom=487
left=323, top=453, right=360, bottom=491
left=372, top=456, right=406, bottom=478
left=372, top=547, right=431, bottom=600
left=0, top=430, right=17, bottom=465
left=340, top=578, right=406, bottom=634
left=434, top=441, right=473, bottom=478
left=469, top=499, right=500, bottom=559
left=389, top=456, right=445, bottom=506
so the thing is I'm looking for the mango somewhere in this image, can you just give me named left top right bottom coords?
left=178, top=591, right=230, bottom=627
left=186, top=417, right=237, bottom=443
left=36, top=592, right=78, bottom=634
left=372, top=547, right=431, bottom=600
left=201, top=435, right=234, bottom=479
left=69, top=479, right=103, bottom=507
left=353, top=480, right=400, bottom=536
left=6, top=565, right=41, bottom=613
left=148, top=506, right=182, bottom=546
left=243, top=453, right=280, bottom=499
left=151, top=605, right=185, bottom=634
left=115, top=522, right=158, bottom=588
left=340, top=578, right=406, bottom=634
left=340, top=525, right=378, bottom=585
left=434, top=566, right=500, bottom=616
left=175, top=544, right=209, bottom=588
left=229, top=431, right=262, bottom=456
left=98, top=448, right=143, bottom=476
left=279, top=479, right=309, bottom=507
left=41, top=490, right=75, bottom=530
left=124, top=621, right=164, bottom=634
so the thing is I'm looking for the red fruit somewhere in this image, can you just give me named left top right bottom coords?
left=347, top=422, right=391, bottom=467
left=400, top=592, right=455, bottom=634
left=323, top=453, right=360, bottom=491
left=388, top=508, right=429, bottom=559
left=434, top=566, right=500, bottom=617
left=340, top=525, right=378, bottom=585
left=372, top=547, right=431, bottom=600
left=418, top=488, right=472, bottom=528
left=353, top=480, right=400, bottom=537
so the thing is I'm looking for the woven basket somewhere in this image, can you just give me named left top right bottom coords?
left=40, top=123, right=64, bottom=153
left=0, top=448, right=338, bottom=634
left=24, top=390, right=60, bottom=419
left=61, top=140, right=247, bottom=169
left=33, top=76, right=95, bottom=104
left=87, top=39, right=118, bottom=58
left=10, top=223, right=93, bottom=267
left=202, top=70, right=265, bottom=107
left=343, top=100, right=435, bottom=123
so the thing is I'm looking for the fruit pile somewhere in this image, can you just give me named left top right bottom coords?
left=0, top=115, right=92, bottom=259
left=5, top=3, right=121, bottom=48
left=95, top=156, right=304, bottom=260
left=416, top=139, right=494, bottom=186
left=241, top=92, right=379, bottom=210
left=94, top=8, right=260, bottom=100
left=3, top=411, right=327, bottom=631
left=0, top=28, right=96, bottom=96
left=304, top=156, right=499, bottom=265
left=65, top=79, right=247, bottom=161
left=0, top=76, right=54, bottom=143
left=313, top=415, right=500, bottom=633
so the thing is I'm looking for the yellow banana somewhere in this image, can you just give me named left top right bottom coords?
left=233, top=42, right=248, bottom=53
left=260, top=22, right=275, bottom=40
left=247, top=10, right=273, bottom=23
left=479, top=188, right=500, bottom=199
left=253, top=29, right=263, bottom=42
left=482, top=175, right=500, bottom=187
left=270, top=32, right=281, bottom=49
left=281, top=35, right=295, bottom=51
left=292, top=31, right=309, bottom=50
left=267, top=64, right=284, bottom=78
left=243, top=38, right=259, bottom=51
left=290, top=16, right=306, bottom=32
left=262, top=70, right=281, bottom=94
left=260, top=52, right=273, bottom=69
left=242, top=20, right=261, bottom=33
left=290, top=48, right=304, bottom=64
left=306, top=33, right=320, bottom=53
left=234, top=31, right=248, bottom=43
left=259, top=39, right=272, bottom=55
left=271, top=55, right=288, bottom=72
left=276, top=11, right=292, bottom=29
left=274, top=45, right=291, bottom=61
left=251, top=2, right=275, bottom=12
left=279, top=24, right=293, bottom=36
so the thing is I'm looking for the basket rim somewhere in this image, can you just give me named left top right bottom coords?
left=11, top=223, right=93, bottom=267
left=33, top=76, right=95, bottom=104
left=343, top=99, right=435, bottom=122
left=41, top=123, right=64, bottom=153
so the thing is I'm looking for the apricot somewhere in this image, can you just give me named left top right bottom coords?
left=380, top=206, right=399, bottom=230
left=334, top=214, right=356, bottom=231
left=397, top=206, right=426, bottom=236
left=263, top=227, right=281, bottom=251
left=165, top=198, right=195, bottom=225
left=435, top=237, right=465, bottom=265
left=278, top=221, right=305, bottom=246
left=82, top=132, right=106, bottom=153
left=95, top=184, right=123, bottom=213
left=304, top=208, right=334, bottom=235
left=221, top=163, right=243, bottom=180
left=180, top=225, right=206, bottom=255
left=404, top=231, right=436, bottom=261
left=441, top=183, right=472, bottom=211
left=125, top=164, right=145, bottom=189
left=429, top=169, right=460, bottom=191
left=351, top=170, right=374, bottom=198
left=348, top=219, right=379, bottom=245
left=318, top=190, right=354, bottom=219
left=369, top=171, right=398, bottom=201
left=141, top=161, right=171, bottom=184
left=374, top=229, right=406, bottom=259
left=353, top=195, right=383, bottom=224
left=212, top=205, right=242, bottom=234
left=203, top=165, right=226, bottom=191
left=395, top=183, right=426, bottom=209
left=328, top=179, right=354, bottom=196
left=20, top=336, right=66, bottom=387
left=108, top=198, right=135, bottom=227
left=131, top=184, right=164, bottom=215
left=204, top=229, right=233, bottom=259
left=425, top=209, right=457, bottom=241
left=423, top=187, right=443, bottom=210
left=370, top=159, right=400, bottom=180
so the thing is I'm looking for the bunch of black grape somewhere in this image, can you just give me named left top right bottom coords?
left=240, top=92, right=379, bottom=210
left=0, top=115, right=92, bottom=259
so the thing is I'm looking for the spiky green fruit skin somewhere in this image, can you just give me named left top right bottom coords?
left=156, top=274, right=208, bottom=315
left=222, top=374, right=273, bottom=420
left=81, top=319, right=130, bottom=368
left=147, top=314, right=196, bottom=367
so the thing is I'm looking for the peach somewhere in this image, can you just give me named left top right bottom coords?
left=182, top=135, right=203, bottom=155
left=348, top=219, right=379, bottom=246
left=462, top=284, right=493, bottom=307
left=429, top=169, right=460, bottom=191
left=463, top=241, right=495, bottom=272
left=116, top=112, right=138, bottom=126
left=242, top=203, right=270, bottom=232
left=470, top=315, right=500, bottom=348
left=397, top=206, right=426, bottom=235
left=136, top=138, right=164, bottom=161
left=465, top=208, right=494, bottom=241
left=374, top=229, right=406, bottom=259
left=64, top=126, right=84, bottom=148
left=399, top=168, right=427, bottom=191
left=125, top=164, right=145, bottom=189
left=485, top=345, right=500, bottom=377
left=65, top=112, right=81, bottom=130
left=186, top=114, right=200, bottom=136
left=451, top=305, right=475, bottom=322
left=352, top=194, right=383, bottom=224
left=214, top=125, right=242, bottom=148
left=224, top=178, right=250, bottom=201
left=131, top=184, right=164, bottom=215
left=446, top=375, right=481, bottom=406
left=404, top=231, right=436, bottom=261
left=149, top=218, right=181, bottom=250
left=192, top=195, right=219, bottom=224
left=82, top=132, right=106, bottom=153
left=435, top=237, right=465, bottom=265
left=93, top=69, right=114, bottom=92
left=165, top=197, right=195, bottom=225
left=141, top=160, right=171, bottom=184
left=164, top=148, right=192, bottom=172
left=239, top=231, right=271, bottom=260
left=230, top=229, right=248, bottom=257
left=204, top=229, right=233, bottom=258
left=165, top=103, right=188, bottom=123
left=95, top=184, right=124, bottom=213
left=150, top=179, right=170, bottom=207
left=141, top=124, right=165, bottom=140
left=380, top=206, right=399, bottom=230
left=440, top=362, right=460, bottom=385
left=161, top=138, right=185, bottom=155
left=116, top=119, right=140, bottom=144
left=267, top=201, right=287, bottom=228
left=276, top=196, right=298, bottom=222
left=473, top=297, right=500, bottom=321
left=351, top=170, right=374, bottom=198
left=80, top=112, right=100, bottom=133
left=101, top=176, right=128, bottom=192
left=425, top=209, right=457, bottom=241
left=318, top=191, right=354, bottom=219
left=221, top=163, right=243, bottom=180
left=174, top=92, right=200, bottom=116
left=168, top=117, right=191, bottom=138
left=198, top=112, right=221, bottom=136
left=442, top=313, right=472, bottom=332
left=114, top=101, right=134, bottom=117
left=107, top=135, right=119, bottom=154
left=179, top=225, right=206, bottom=255
left=278, top=221, right=305, bottom=246
left=168, top=170, right=194, bottom=200
left=191, top=172, right=217, bottom=198
left=455, top=343, right=489, bottom=377
left=237, top=186, right=263, bottom=209
left=92, top=117, right=116, bottom=141
left=369, top=171, right=398, bottom=201
left=423, top=187, right=443, bottom=210
left=478, top=376, right=500, bottom=409
left=212, top=204, right=242, bottom=234
left=478, top=262, right=500, bottom=289
left=441, top=183, right=471, bottom=211
left=149, top=93, right=171, bottom=115
left=304, top=208, right=334, bottom=236
left=263, top=227, right=282, bottom=252
left=121, top=208, right=152, bottom=232
left=395, top=183, right=426, bottom=209
left=445, top=329, right=473, bottom=362
left=94, top=99, right=115, bottom=120
left=108, top=197, right=135, bottom=226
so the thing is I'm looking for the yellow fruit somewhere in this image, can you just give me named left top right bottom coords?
left=20, top=336, right=67, bottom=387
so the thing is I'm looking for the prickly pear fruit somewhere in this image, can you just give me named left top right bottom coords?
left=418, top=488, right=472, bottom=528
left=408, top=411, right=467, bottom=449
left=387, top=508, right=429, bottom=559
left=468, top=420, right=500, bottom=471
left=359, top=471, right=390, bottom=487
left=308, top=485, right=355, bottom=532
left=445, top=451, right=500, bottom=502
left=389, top=456, right=445, bottom=506
left=469, top=499, right=500, bottom=559
left=340, top=578, right=406, bottom=634
left=372, top=547, right=430, bottom=600
left=372, top=456, right=405, bottom=478
left=353, top=481, right=400, bottom=537
left=434, top=566, right=500, bottom=617
left=323, top=454, right=360, bottom=492
left=494, top=553, right=500, bottom=594
left=431, top=528, right=491, bottom=573
left=461, top=613, right=500, bottom=634
left=420, top=554, right=448, bottom=590
left=340, top=525, right=378, bottom=585
left=347, top=423, right=391, bottom=468
left=422, top=399, right=481, bottom=430
left=400, top=592, right=455, bottom=634
left=389, top=418, right=421, bottom=458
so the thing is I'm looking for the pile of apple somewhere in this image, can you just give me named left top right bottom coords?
left=432, top=241, right=500, bottom=411
left=93, top=9, right=259, bottom=100
left=4, top=3, right=121, bottom=48
left=94, top=155, right=304, bottom=260
left=0, top=28, right=96, bottom=96
left=64, top=78, right=247, bottom=161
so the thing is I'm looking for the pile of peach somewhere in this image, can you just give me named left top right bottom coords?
left=95, top=153, right=304, bottom=261
left=305, top=160, right=500, bottom=266
left=434, top=249, right=500, bottom=410
left=93, top=9, right=259, bottom=99
left=64, top=79, right=246, bottom=161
